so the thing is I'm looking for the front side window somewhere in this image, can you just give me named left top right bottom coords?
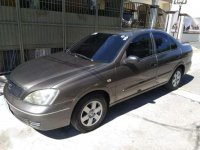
left=153, top=33, right=171, bottom=53
left=69, top=33, right=128, bottom=63
left=126, top=33, right=152, bottom=59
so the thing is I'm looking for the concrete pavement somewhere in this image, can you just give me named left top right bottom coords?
left=0, top=45, right=200, bottom=150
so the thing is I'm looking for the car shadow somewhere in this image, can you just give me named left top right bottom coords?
left=38, top=74, right=194, bottom=139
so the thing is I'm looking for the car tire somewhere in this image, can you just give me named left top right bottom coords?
left=165, top=68, right=183, bottom=90
left=71, top=93, right=108, bottom=133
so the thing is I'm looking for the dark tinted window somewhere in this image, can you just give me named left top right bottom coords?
left=69, top=33, right=128, bottom=63
left=126, top=33, right=152, bottom=58
left=153, top=33, right=171, bottom=53
left=168, top=37, right=178, bottom=50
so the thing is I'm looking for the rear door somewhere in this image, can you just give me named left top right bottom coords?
left=152, top=32, right=182, bottom=84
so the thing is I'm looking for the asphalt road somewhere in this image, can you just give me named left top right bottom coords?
left=0, top=48, right=200, bottom=150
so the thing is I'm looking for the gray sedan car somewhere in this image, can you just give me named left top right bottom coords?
left=4, top=29, right=192, bottom=133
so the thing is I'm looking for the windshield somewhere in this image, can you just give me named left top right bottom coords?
left=69, top=33, right=128, bottom=63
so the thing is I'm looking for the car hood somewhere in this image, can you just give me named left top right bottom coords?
left=10, top=52, right=100, bottom=90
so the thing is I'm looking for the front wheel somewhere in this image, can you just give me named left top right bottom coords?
left=71, top=94, right=108, bottom=133
left=165, top=68, right=183, bottom=90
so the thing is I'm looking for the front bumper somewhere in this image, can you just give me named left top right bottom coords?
left=4, top=85, right=72, bottom=131
left=6, top=99, right=71, bottom=131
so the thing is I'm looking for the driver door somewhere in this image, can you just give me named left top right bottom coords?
left=115, top=32, right=158, bottom=100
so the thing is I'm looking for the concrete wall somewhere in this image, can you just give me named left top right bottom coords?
left=181, top=33, right=200, bottom=43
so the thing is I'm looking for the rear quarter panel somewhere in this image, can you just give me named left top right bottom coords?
left=180, top=44, right=193, bottom=74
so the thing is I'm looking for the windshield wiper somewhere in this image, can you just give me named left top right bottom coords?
left=66, top=50, right=93, bottom=61
left=72, top=52, right=92, bottom=61
left=76, top=53, right=93, bottom=61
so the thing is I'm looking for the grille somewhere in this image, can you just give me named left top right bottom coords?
left=7, top=81, right=24, bottom=98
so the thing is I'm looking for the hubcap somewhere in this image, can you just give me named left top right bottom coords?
left=172, top=70, right=182, bottom=87
left=80, top=101, right=103, bottom=127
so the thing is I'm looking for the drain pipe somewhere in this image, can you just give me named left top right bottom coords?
left=149, top=0, right=159, bottom=29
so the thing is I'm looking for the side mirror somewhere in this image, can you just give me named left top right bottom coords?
left=123, top=56, right=139, bottom=65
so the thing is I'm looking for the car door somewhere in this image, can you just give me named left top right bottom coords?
left=115, top=32, right=158, bottom=101
left=152, top=32, right=182, bottom=84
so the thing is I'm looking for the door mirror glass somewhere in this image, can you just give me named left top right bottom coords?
left=124, top=56, right=139, bottom=65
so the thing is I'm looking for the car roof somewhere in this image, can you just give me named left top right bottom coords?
left=98, top=29, right=167, bottom=37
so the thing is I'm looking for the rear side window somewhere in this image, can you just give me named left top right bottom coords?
left=168, top=37, right=178, bottom=50
left=126, top=33, right=153, bottom=59
left=153, top=33, right=171, bottom=53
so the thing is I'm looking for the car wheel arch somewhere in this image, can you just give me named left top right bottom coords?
left=174, top=64, right=185, bottom=75
left=177, top=64, right=185, bottom=74
left=70, top=89, right=110, bottom=120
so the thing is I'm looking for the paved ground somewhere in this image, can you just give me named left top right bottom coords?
left=0, top=43, right=200, bottom=150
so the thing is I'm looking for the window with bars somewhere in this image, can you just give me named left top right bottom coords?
left=98, top=0, right=121, bottom=17
left=155, top=8, right=167, bottom=29
left=65, top=0, right=96, bottom=15
left=123, top=2, right=150, bottom=28
left=19, top=0, right=62, bottom=11
left=0, top=48, right=63, bottom=74
left=0, top=0, right=121, bottom=17
left=65, top=0, right=120, bottom=16
left=0, top=0, right=16, bottom=7
left=0, top=50, right=21, bottom=75
left=40, top=0, right=62, bottom=11
left=123, top=2, right=167, bottom=29
left=24, top=48, right=63, bottom=61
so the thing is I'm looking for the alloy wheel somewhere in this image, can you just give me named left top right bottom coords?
left=172, top=70, right=182, bottom=87
left=80, top=101, right=103, bottom=127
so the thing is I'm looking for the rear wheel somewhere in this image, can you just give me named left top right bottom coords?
left=165, top=68, right=183, bottom=90
left=71, top=93, right=108, bottom=133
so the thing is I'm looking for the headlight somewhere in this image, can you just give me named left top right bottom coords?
left=24, top=89, right=59, bottom=106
